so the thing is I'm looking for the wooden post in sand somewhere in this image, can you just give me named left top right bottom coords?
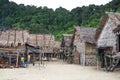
left=16, top=52, right=19, bottom=68
left=97, top=58, right=99, bottom=70
left=9, top=55, right=11, bottom=65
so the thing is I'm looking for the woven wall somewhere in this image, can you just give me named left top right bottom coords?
left=85, top=54, right=97, bottom=66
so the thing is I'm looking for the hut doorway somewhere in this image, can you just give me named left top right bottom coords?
left=97, top=48, right=105, bottom=68
left=118, top=35, right=120, bottom=52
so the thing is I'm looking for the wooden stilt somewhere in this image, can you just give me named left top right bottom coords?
left=97, top=58, right=99, bottom=70
left=39, top=52, right=40, bottom=68
left=9, top=55, right=11, bottom=66
left=16, top=52, right=19, bottom=68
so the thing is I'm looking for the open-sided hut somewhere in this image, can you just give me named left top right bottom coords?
left=0, top=29, right=29, bottom=68
left=95, top=12, right=120, bottom=68
left=71, top=27, right=96, bottom=66
left=27, top=34, right=55, bottom=61
left=27, top=34, right=55, bottom=52
left=0, top=29, right=29, bottom=48
left=0, top=48, right=24, bottom=68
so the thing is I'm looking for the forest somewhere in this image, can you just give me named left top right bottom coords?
left=0, top=0, right=120, bottom=40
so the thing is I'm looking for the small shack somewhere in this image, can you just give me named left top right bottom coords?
left=61, top=34, right=73, bottom=63
left=95, top=12, right=120, bottom=68
left=53, top=41, right=61, bottom=58
left=71, top=27, right=96, bottom=66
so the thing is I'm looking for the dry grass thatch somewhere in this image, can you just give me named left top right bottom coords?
left=54, top=41, right=61, bottom=49
left=27, top=34, right=55, bottom=47
left=95, top=12, right=120, bottom=41
left=0, top=29, right=29, bottom=47
left=75, top=26, right=96, bottom=44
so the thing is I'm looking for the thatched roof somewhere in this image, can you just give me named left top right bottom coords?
left=75, top=26, right=96, bottom=44
left=54, top=41, right=61, bottom=49
left=95, top=12, right=120, bottom=40
left=27, top=34, right=37, bottom=46
left=61, top=34, right=73, bottom=47
left=27, top=34, right=55, bottom=47
left=0, top=29, right=29, bottom=47
left=113, top=25, right=120, bottom=33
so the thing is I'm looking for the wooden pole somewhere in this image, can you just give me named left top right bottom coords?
left=16, top=52, right=19, bottom=68
left=33, top=53, right=35, bottom=66
left=9, top=55, right=11, bottom=65
left=43, top=34, right=45, bottom=58
left=97, top=58, right=99, bottom=70
left=39, top=51, right=40, bottom=68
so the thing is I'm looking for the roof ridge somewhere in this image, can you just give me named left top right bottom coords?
left=106, top=12, right=120, bottom=15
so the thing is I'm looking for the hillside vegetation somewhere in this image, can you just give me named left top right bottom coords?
left=0, top=0, right=120, bottom=40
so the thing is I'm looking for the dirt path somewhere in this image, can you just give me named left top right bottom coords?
left=0, top=60, right=120, bottom=80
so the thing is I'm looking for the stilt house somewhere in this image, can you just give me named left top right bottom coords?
left=27, top=34, right=55, bottom=60
left=0, top=29, right=29, bottom=68
left=95, top=12, right=120, bottom=68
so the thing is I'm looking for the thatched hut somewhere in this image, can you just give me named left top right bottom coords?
left=95, top=12, right=120, bottom=50
left=95, top=12, right=120, bottom=68
left=27, top=34, right=55, bottom=61
left=27, top=34, right=55, bottom=52
left=71, top=27, right=96, bottom=66
left=0, top=29, right=29, bottom=68
left=61, top=34, right=73, bottom=62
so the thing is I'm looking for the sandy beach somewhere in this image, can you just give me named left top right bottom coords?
left=0, top=60, right=120, bottom=80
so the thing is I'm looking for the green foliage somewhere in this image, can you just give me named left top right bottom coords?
left=0, top=0, right=120, bottom=40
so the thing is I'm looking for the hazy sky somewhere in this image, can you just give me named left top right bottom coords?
left=9, top=0, right=112, bottom=10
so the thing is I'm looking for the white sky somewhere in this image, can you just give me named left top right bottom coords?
left=9, top=0, right=112, bottom=10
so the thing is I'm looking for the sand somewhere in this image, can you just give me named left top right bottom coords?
left=0, top=60, right=120, bottom=80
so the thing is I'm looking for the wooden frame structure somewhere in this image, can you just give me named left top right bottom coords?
left=71, top=26, right=96, bottom=66
left=95, top=12, right=120, bottom=70
left=0, top=48, right=24, bottom=68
